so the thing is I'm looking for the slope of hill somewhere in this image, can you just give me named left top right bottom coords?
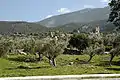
left=0, top=21, right=48, bottom=34
left=39, top=7, right=110, bottom=27
left=53, top=19, right=115, bottom=32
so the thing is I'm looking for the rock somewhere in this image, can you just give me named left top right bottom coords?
left=69, top=62, right=74, bottom=65
left=76, top=58, right=79, bottom=61
left=17, top=49, right=27, bottom=55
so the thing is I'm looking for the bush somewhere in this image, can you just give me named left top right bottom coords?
left=68, top=34, right=90, bottom=52
left=0, top=39, right=13, bottom=57
left=105, top=46, right=113, bottom=51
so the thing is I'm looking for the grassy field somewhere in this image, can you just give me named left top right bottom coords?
left=0, top=54, right=120, bottom=77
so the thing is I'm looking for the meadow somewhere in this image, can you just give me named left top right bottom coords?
left=0, top=54, right=120, bottom=77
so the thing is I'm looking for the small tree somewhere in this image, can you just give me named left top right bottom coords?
left=83, top=43, right=105, bottom=63
left=34, top=40, right=45, bottom=61
left=109, top=35, right=120, bottom=65
left=109, top=47, right=120, bottom=65
left=42, top=40, right=65, bottom=67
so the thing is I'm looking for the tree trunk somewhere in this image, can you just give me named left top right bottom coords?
left=49, top=59, right=54, bottom=66
left=38, top=53, right=43, bottom=61
left=109, top=54, right=115, bottom=65
left=88, top=55, right=93, bottom=63
left=52, top=58, right=56, bottom=67
left=49, top=58, right=56, bottom=67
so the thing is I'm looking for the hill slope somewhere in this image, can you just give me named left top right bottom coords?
left=0, top=21, right=47, bottom=34
left=53, top=19, right=115, bottom=32
left=39, top=7, right=110, bottom=27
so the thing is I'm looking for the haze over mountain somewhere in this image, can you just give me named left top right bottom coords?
left=39, top=6, right=110, bottom=27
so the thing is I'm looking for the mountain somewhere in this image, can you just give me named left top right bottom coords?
left=0, top=21, right=48, bottom=34
left=0, top=6, right=114, bottom=34
left=53, top=19, right=115, bottom=32
left=39, top=7, right=110, bottom=27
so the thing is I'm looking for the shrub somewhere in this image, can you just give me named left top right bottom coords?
left=105, top=46, right=113, bottom=51
left=68, top=34, right=90, bottom=53
left=0, top=39, right=13, bottom=57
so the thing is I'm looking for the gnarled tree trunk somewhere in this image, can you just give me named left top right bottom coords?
left=52, top=58, right=56, bottom=67
left=88, top=55, right=93, bottom=63
left=38, top=53, right=43, bottom=61
left=109, top=54, right=115, bottom=65
left=49, top=58, right=56, bottom=67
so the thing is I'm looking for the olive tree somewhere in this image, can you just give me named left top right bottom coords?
left=108, top=0, right=120, bottom=65
left=83, top=43, right=105, bottom=63
left=109, top=47, right=120, bottom=65
left=42, top=40, right=65, bottom=67
left=34, top=40, right=45, bottom=61
left=109, top=34, right=120, bottom=65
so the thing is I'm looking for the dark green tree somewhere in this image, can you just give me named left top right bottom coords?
left=108, top=0, right=120, bottom=30
left=108, top=0, right=120, bottom=65
left=68, top=34, right=90, bottom=53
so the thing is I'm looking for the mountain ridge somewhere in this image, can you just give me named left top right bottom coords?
left=39, top=6, right=110, bottom=27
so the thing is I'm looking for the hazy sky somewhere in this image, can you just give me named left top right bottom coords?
left=0, top=0, right=109, bottom=22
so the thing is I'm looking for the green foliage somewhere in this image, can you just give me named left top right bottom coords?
left=113, top=34, right=120, bottom=48
left=23, top=38, right=35, bottom=53
left=103, top=33, right=115, bottom=46
left=0, top=39, right=13, bottom=57
left=69, top=34, right=90, bottom=52
left=43, top=40, right=64, bottom=58
left=12, top=38, right=35, bottom=54
left=83, top=43, right=105, bottom=62
left=0, top=31, right=119, bottom=68
left=108, top=0, right=120, bottom=30
left=34, top=40, right=45, bottom=53
left=105, top=46, right=113, bottom=51
left=40, top=39, right=66, bottom=66
left=109, top=47, right=120, bottom=65
left=108, top=34, right=120, bottom=65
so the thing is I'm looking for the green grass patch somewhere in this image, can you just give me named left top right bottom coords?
left=0, top=54, right=120, bottom=77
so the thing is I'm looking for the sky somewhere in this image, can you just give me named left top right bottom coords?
left=0, top=0, right=109, bottom=22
